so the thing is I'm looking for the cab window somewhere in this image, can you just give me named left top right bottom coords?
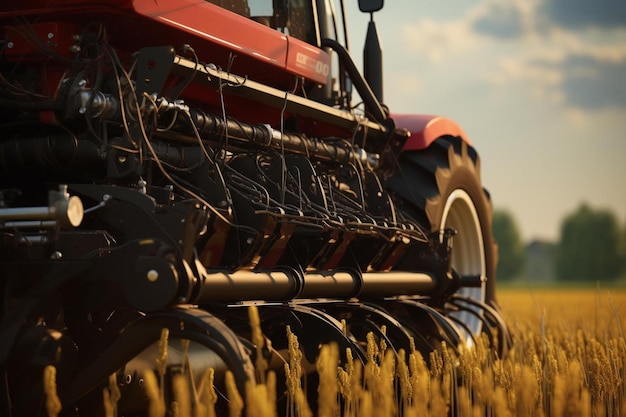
left=206, top=0, right=317, bottom=45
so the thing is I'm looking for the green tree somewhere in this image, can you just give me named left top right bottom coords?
left=492, top=209, right=525, bottom=280
left=555, top=203, right=623, bottom=281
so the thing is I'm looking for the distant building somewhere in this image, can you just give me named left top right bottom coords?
left=522, top=240, right=556, bottom=281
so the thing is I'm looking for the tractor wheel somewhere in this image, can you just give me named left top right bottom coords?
left=386, top=136, right=509, bottom=353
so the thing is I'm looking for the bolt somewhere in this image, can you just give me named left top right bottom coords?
left=77, top=79, right=86, bottom=87
left=118, top=155, right=127, bottom=163
left=78, top=106, right=86, bottom=114
left=7, top=42, right=14, bottom=49
left=47, top=32, right=54, bottom=39
left=50, top=251, right=63, bottom=259
left=125, top=374, right=132, bottom=384
left=146, top=269, right=159, bottom=282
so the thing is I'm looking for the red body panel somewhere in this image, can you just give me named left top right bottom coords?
left=133, top=0, right=288, bottom=67
left=392, top=113, right=470, bottom=151
left=0, top=0, right=330, bottom=86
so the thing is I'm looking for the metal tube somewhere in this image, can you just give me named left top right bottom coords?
left=0, top=195, right=83, bottom=228
left=359, top=271, right=437, bottom=298
left=363, top=20, right=383, bottom=103
left=179, top=109, right=361, bottom=166
left=194, top=270, right=302, bottom=303
left=193, top=268, right=437, bottom=303
left=300, top=271, right=361, bottom=299
left=0, top=206, right=57, bottom=221
left=2, top=220, right=57, bottom=228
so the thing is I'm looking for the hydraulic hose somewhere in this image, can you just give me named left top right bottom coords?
left=167, top=107, right=366, bottom=166
left=321, top=38, right=386, bottom=123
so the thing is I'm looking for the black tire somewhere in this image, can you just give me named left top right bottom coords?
left=385, top=136, right=507, bottom=350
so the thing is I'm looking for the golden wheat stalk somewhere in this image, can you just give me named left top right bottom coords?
left=43, top=365, right=62, bottom=417
left=102, top=372, right=121, bottom=417
left=197, top=367, right=218, bottom=417
left=225, top=371, right=244, bottom=417
left=316, top=343, right=339, bottom=417
left=144, top=369, right=166, bottom=417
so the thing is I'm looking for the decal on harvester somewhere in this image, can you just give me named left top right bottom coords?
left=295, top=52, right=330, bottom=77
left=286, top=41, right=331, bottom=84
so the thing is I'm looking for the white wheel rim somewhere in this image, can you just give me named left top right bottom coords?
left=440, top=189, right=486, bottom=338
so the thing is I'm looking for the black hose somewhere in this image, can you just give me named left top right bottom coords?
left=320, top=38, right=386, bottom=123
left=172, top=108, right=356, bottom=165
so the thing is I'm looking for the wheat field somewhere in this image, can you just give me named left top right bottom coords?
left=43, top=286, right=626, bottom=417
left=487, top=286, right=626, bottom=417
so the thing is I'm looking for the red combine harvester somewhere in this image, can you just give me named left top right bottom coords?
left=0, top=0, right=509, bottom=415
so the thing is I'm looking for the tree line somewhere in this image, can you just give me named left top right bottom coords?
left=492, top=203, right=626, bottom=281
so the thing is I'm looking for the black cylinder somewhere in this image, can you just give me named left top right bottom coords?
left=364, top=21, right=383, bottom=104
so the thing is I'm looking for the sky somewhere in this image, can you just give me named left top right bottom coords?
left=344, top=0, right=626, bottom=243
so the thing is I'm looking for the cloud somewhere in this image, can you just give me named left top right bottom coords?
left=398, top=0, right=626, bottom=110
left=402, top=18, right=480, bottom=63
left=489, top=51, right=626, bottom=110
left=401, top=0, right=537, bottom=62
left=541, top=0, right=626, bottom=29
left=468, top=0, right=626, bottom=109
left=558, top=54, right=626, bottom=109
left=487, top=57, right=564, bottom=103
left=470, top=0, right=531, bottom=39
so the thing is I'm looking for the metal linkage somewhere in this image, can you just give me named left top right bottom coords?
left=0, top=185, right=83, bottom=229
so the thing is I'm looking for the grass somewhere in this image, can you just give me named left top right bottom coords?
left=43, top=287, right=626, bottom=416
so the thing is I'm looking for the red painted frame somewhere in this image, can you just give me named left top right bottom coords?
left=0, top=0, right=330, bottom=86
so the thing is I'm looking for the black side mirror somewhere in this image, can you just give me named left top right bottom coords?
left=358, top=0, right=383, bottom=13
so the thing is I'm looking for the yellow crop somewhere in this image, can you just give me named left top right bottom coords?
left=42, top=287, right=626, bottom=416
